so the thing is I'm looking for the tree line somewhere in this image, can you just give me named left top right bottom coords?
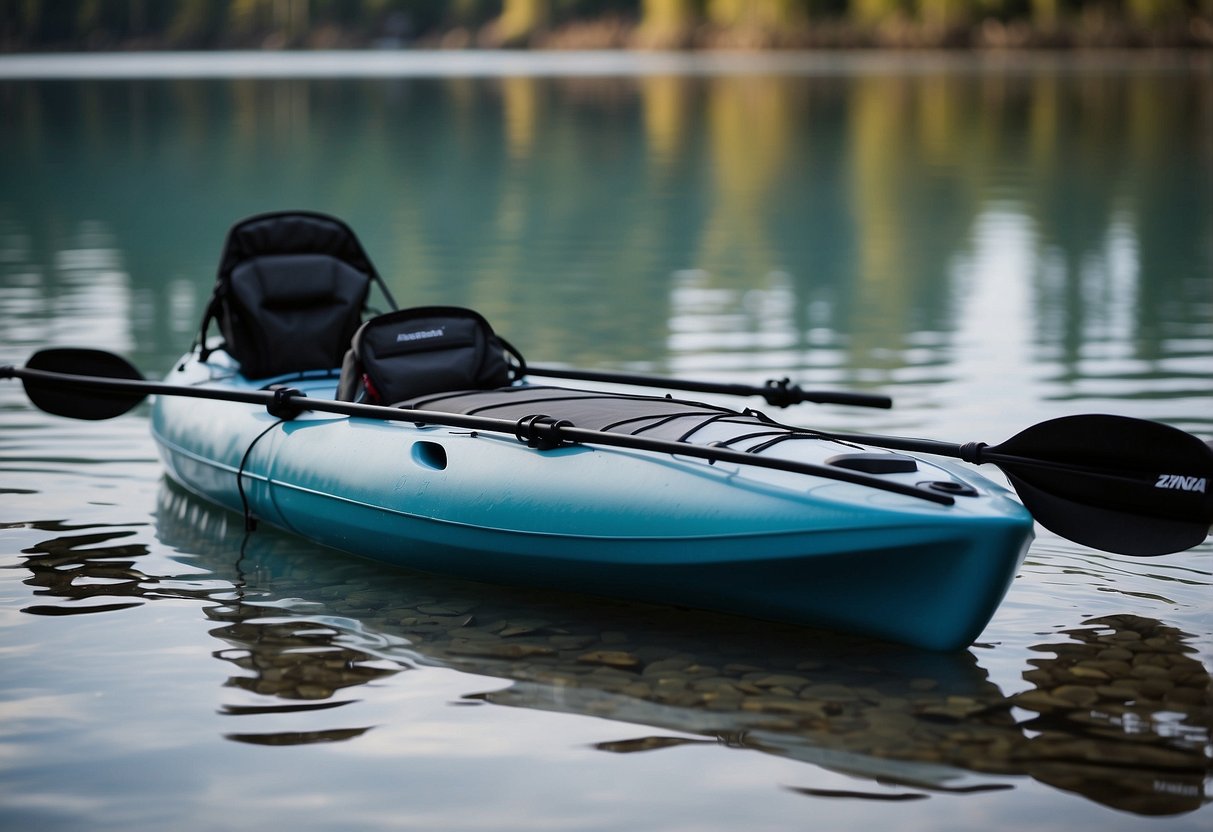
left=3, top=0, right=1210, bottom=51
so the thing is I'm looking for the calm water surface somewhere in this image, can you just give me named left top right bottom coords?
left=1, top=52, right=1210, bottom=831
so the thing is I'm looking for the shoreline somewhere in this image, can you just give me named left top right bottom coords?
left=1, top=48, right=1208, bottom=80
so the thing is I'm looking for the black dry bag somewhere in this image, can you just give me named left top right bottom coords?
left=337, top=306, right=526, bottom=405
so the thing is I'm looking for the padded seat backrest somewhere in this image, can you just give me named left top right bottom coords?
left=225, top=253, right=370, bottom=379
left=197, top=211, right=395, bottom=379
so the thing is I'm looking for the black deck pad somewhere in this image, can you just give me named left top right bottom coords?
left=405, top=385, right=834, bottom=452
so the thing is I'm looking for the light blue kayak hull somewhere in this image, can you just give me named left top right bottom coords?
left=151, top=357, right=1035, bottom=651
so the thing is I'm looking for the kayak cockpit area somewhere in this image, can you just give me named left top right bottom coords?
left=392, top=385, right=984, bottom=503
left=406, top=384, right=860, bottom=459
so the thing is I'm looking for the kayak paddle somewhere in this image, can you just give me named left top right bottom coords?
left=821, top=419, right=1213, bottom=557
left=0, top=349, right=949, bottom=507
left=5, top=348, right=1211, bottom=556
left=19, top=347, right=146, bottom=420
left=524, top=365, right=893, bottom=409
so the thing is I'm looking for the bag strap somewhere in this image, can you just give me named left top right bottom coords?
left=190, top=289, right=224, bottom=365
left=497, top=333, right=527, bottom=381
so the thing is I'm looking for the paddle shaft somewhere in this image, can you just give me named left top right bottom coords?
left=16, top=342, right=1213, bottom=559
left=12, top=352, right=1213, bottom=554
left=814, top=429, right=1198, bottom=490
left=820, top=429, right=1212, bottom=485
left=3, top=363, right=956, bottom=506
left=525, top=365, right=893, bottom=410
left=812, top=430, right=974, bottom=461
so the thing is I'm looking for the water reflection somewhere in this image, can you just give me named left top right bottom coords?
left=18, top=523, right=150, bottom=617
left=2, top=69, right=1209, bottom=436
left=1012, top=616, right=1211, bottom=815
left=10, top=483, right=1209, bottom=815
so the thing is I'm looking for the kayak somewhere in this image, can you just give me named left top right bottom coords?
left=7, top=211, right=1208, bottom=652
left=150, top=349, right=1035, bottom=651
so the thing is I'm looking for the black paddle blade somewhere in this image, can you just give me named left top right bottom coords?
left=23, top=348, right=147, bottom=420
left=986, top=414, right=1213, bottom=556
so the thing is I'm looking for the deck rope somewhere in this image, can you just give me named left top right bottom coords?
left=236, top=419, right=284, bottom=532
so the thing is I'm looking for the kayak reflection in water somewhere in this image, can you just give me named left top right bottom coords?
left=12, top=482, right=1211, bottom=816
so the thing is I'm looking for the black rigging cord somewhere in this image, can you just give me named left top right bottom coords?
left=236, top=419, right=284, bottom=533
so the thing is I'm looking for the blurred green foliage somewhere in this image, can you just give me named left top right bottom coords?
left=2, top=0, right=1210, bottom=49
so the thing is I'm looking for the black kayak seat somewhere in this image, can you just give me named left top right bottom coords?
left=196, top=211, right=396, bottom=379
left=224, top=252, right=372, bottom=379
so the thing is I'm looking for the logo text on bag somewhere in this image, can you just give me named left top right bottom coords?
left=396, top=327, right=446, bottom=343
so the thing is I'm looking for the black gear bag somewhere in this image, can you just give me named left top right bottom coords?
left=337, top=306, right=526, bottom=405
